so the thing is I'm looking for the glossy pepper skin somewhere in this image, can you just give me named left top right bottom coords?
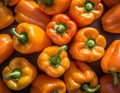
left=0, top=1, right=14, bottom=30
left=0, top=78, right=11, bottom=93
left=30, top=74, right=66, bottom=93
left=98, top=75, right=120, bottom=93
left=2, top=0, right=20, bottom=6
left=69, top=27, right=106, bottom=62
left=68, top=0, right=103, bottom=27
left=2, top=57, right=37, bottom=90
left=14, top=0, right=51, bottom=30
left=64, top=61, right=100, bottom=93
left=0, top=34, right=14, bottom=64
left=11, top=23, right=51, bottom=54
left=46, top=14, right=77, bottom=45
left=37, top=45, right=70, bottom=78
left=38, top=0, right=72, bottom=15
left=101, top=40, right=120, bottom=85
left=102, top=4, right=120, bottom=33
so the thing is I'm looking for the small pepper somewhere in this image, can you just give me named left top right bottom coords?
left=2, top=57, right=37, bottom=90
left=0, top=1, right=14, bottom=30
left=102, top=4, right=120, bottom=33
left=0, top=78, right=11, bottom=93
left=37, top=0, right=72, bottom=15
left=14, top=0, right=51, bottom=30
left=98, top=74, right=120, bottom=93
left=11, top=23, right=51, bottom=54
left=37, top=45, right=70, bottom=78
left=46, top=14, right=77, bottom=45
left=64, top=61, right=100, bottom=93
left=0, top=34, right=14, bottom=64
left=2, top=0, right=20, bottom=6
left=101, top=40, right=120, bottom=85
left=30, top=74, right=66, bottom=93
left=68, top=0, right=103, bottom=27
left=69, top=27, right=106, bottom=62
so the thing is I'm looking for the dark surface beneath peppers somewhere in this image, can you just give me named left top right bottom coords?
left=0, top=2, right=120, bottom=93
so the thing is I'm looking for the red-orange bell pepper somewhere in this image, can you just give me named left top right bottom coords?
left=101, top=40, right=120, bottom=85
left=37, top=0, right=72, bottom=15
left=14, top=0, right=51, bottom=30
left=64, top=61, right=100, bottom=93
left=37, top=45, right=70, bottom=78
left=11, top=23, right=51, bottom=54
left=68, top=0, right=104, bottom=27
left=46, top=14, right=77, bottom=45
left=0, top=34, right=14, bottom=64
left=2, top=0, right=20, bottom=6
left=69, top=27, right=106, bottom=62
left=30, top=74, right=66, bottom=93
left=102, top=4, right=120, bottom=33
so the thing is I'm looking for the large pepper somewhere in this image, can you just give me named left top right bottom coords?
left=2, top=57, right=37, bottom=90
left=11, top=23, right=51, bottom=54
left=46, top=14, right=77, bottom=45
left=14, top=0, right=51, bottom=30
left=0, top=34, right=14, bottom=64
left=37, top=45, right=70, bottom=78
left=98, top=74, right=120, bottom=93
left=30, top=74, right=66, bottom=93
left=101, top=40, right=120, bottom=85
left=64, top=61, right=100, bottom=93
left=0, top=1, right=14, bottom=30
left=68, top=0, right=103, bottom=27
left=69, top=27, right=106, bottom=62
left=102, top=4, right=120, bottom=33
left=0, top=78, right=11, bottom=93
left=2, top=0, right=20, bottom=6
left=37, top=0, right=72, bottom=15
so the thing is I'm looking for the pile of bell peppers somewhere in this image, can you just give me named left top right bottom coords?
left=0, top=0, right=120, bottom=93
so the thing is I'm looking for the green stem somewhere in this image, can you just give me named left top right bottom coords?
left=81, top=83, right=100, bottom=93
left=11, top=28, right=29, bottom=45
left=4, top=0, right=10, bottom=6
left=4, top=68, right=22, bottom=80
left=49, top=45, right=68, bottom=67
left=55, top=23, right=66, bottom=34
left=50, top=90, right=59, bottom=93
left=85, top=38, right=96, bottom=50
left=40, top=0, right=54, bottom=7
left=110, top=71, right=118, bottom=85
left=84, top=1, right=94, bottom=12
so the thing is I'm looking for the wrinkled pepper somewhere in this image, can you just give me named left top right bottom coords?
left=2, top=57, right=37, bottom=90
left=30, top=74, right=66, bottom=93
left=101, top=40, right=120, bottom=85
left=37, top=45, right=70, bottom=78
left=0, top=78, right=11, bottom=93
left=2, top=0, right=20, bottom=6
left=102, top=0, right=120, bottom=8
left=0, top=1, right=14, bottom=30
left=69, top=27, right=106, bottom=62
left=102, top=4, right=120, bottom=33
left=14, top=0, right=51, bottom=30
left=68, top=0, right=103, bottom=27
left=0, top=34, right=14, bottom=64
left=37, top=0, right=72, bottom=15
left=98, top=74, right=120, bottom=93
left=64, top=61, right=100, bottom=93
left=46, top=14, right=77, bottom=45
left=11, top=23, right=51, bottom=54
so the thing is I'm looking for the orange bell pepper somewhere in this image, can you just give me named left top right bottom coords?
left=102, top=0, right=120, bottom=8
left=14, top=0, right=51, bottom=30
left=0, top=78, right=11, bottom=93
left=0, top=1, right=14, bottom=30
left=68, top=0, right=103, bottom=27
left=11, top=23, right=51, bottom=54
left=69, top=27, right=106, bottom=62
left=64, top=61, right=100, bottom=93
left=46, top=14, right=77, bottom=45
left=37, top=45, right=70, bottom=78
left=101, top=40, right=120, bottom=85
left=98, top=75, right=120, bottom=93
left=2, top=57, right=37, bottom=90
left=30, top=74, right=66, bottom=93
left=37, top=0, right=72, bottom=15
left=2, top=0, right=20, bottom=6
left=0, top=34, right=14, bottom=64
left=102, top=4, right=120, bottom=33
